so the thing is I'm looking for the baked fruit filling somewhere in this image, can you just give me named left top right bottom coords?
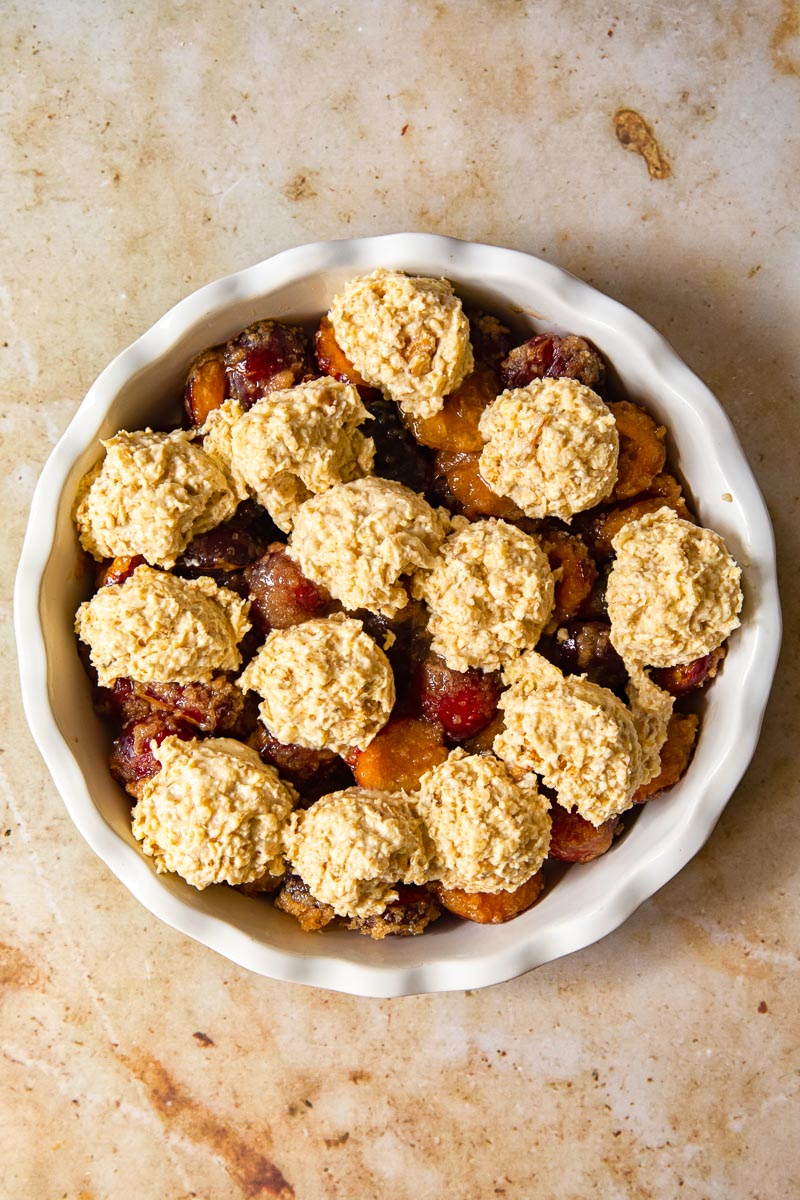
left=72, top=271, right=743, bottom=939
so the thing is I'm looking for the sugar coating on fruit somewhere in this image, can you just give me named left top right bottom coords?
left=75, top=564, right=250, bottom=687
left=131, top=736, right=296, bottom=889
left=494, top=652, right=643, bottom=825
left=74, top=428, right=237, bottom=568
left=478, top=378, right=619, bottom=520
left=416, top=750, right=551, bottom=893
left=220, top=377, right=375, bottom=532
left=283, top=787, right=430, bottom=917
left=288, top=477, right=454, bottom=617
left=607, top=507, right=742, bottom=667
left=238, top=615, right=395, bottom=755
left=329, top=269, right=473, bottom=419
left=411, top=518, right=554, bottom=672
left=626, top=663, right=674, bottom=787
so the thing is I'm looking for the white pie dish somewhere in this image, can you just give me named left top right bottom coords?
left=14, top=233, right=780, bottom=997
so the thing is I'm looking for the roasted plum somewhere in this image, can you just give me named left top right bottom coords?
left=548, top=807, right=620, bottom=863
left=345, top=885, right=441, bottom=939
left=274, top=874, right=337, bottom=932
left=244, top=543, right=332, bottom=635
left=633, top=712, right=699, bottom=804
left=405, top=368, right=497, bottom=453
left=99, top=675, right=251, bottom=736
left=412, top=653, right=502, bottom=741
left=500, top=332, right=605, bottom=391
left=365, top=395, right=433, bottom=494
left=432, top=871, right=545, bottom=924
left=249, top=722, right=352, bottom=805
left=184, top=319, right=315, bottom=424
left=97, top=555, right=145, bottom=588
left=433, top=450, right=523, bottom=520
left=608, top=400, right=667, bottom=501
left=538, top=621, right=628, bottom=694
left=351, top=598, right=430, bottom=699
left=175, top=501, right=279, bottom=578
left=352, top=717, right=448, bottom=791
left=651, top=647, right=725, bottom=696
left=539, top=529, right=598, bottom=626
left=465, top=310, right=515, bottom=372
left=314, top=315, right=369, bottom=389
left=578, top=473, right=692, bottom=559
left=109, top=712, right=195, bottom=795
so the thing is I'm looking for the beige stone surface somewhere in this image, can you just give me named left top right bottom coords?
left=2, top=2, right=798, bottom=1198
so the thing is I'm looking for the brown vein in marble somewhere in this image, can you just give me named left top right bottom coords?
left=771, top=0, right=800, bottom=76
left=0, top=763, right=196, bottom=1195
left=118, top=1050, right=294, bottom=1200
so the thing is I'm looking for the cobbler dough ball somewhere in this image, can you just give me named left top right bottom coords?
left=411, top=518, right=554, bottom=672
left=626, top=664, right=674, bottom=788
left=607, top=507, right=743, bottom=667
left=494, top=652, right=643, bottom=825
left=283, top=787, right=430, bottom=918
left=75, top=564, right=251, bottom=687
left=416, top=750, right=551, bottom=893
left=218, top=377, right=374, bottom=532
left=238, top=615, right=395, bottom=755
left=329, top=269, right=473, bottom=419
left=288, top=476, right=452, bottom=617
left=74, top=428, right=237, bottom=569
left=478, top=377, right=619, bottom=520
left=131, top=736, right=297, bottom=889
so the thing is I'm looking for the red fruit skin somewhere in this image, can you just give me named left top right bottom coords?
left=412, top=654, right=502, bottom=740
left=651, top=648, right=725, bottom=696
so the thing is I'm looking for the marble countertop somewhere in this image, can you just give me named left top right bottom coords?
left=2, top=3, right=798, bottom=1197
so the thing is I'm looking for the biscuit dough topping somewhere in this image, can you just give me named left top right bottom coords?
left=626, top=664, right=674, bottom=787
left=200, top=398, right=250, bottom=501
left=74, top=428, right=237, bottom=568
left=607, top=507, right=743, bottom=667
left=132, top=736, right=297, bottom=889
left=238, top=615, right=395, bottom=755
left=283, top=787, right=430, bottom=917
left=494, top=652, right=644, bottom=825
left=288, top=476, right=452, bottom=617
left=329, top=269, right=473, bottom=420
left=228, top=377, right=375, bottom=532
left=75, top=564, right=250, bottom=686
left=416, top=750, right=551, bottom=893
left=478, top=378, right=619, bottom=520
left=411, top=518, right=554, bottom=672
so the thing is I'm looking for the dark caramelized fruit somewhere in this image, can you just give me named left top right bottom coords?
left=500, top=333, right=605, bottom=391
left=244, top=543, right=332, bottom=635
left=184, top=319, right=314, bottom=424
